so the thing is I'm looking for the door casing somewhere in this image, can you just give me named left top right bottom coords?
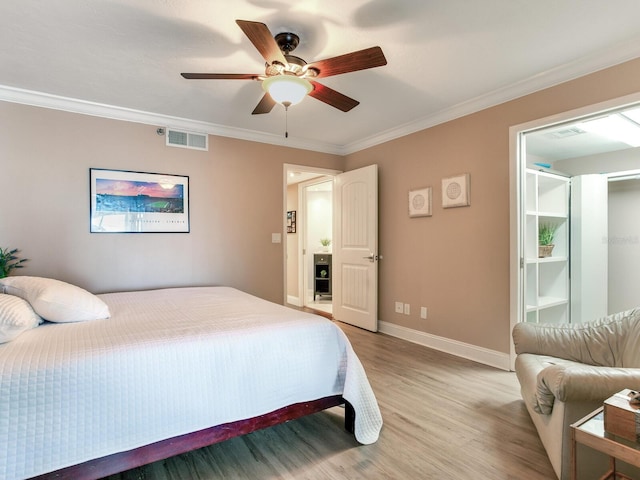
left=283, top=164, right=341, bottom=308
left=508, top=91, right=640, bottom=369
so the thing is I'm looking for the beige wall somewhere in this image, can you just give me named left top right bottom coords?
left=345, top=57, right=640, bottom=353
left=2, top=57, right=640, bottom=355
left=0, top=102, right=342, bottom=303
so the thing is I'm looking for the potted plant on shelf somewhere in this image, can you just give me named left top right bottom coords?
left=538, top=223, right=557, bottom=258
left=320, top=238, right=331, bottom=252
left=0, top=247, right=27, bottom=278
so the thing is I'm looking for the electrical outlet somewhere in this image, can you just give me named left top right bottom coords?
left=420, top=307, right=428, bottom=319
left=404, top=303, right=410, bottom=315
left=395, top=301, right=404, bottom=313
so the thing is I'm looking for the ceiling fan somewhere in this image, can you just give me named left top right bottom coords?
left=181, top=20, right=387, bottom=115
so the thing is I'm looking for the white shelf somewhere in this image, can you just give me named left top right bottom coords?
left=538, top=296, right=568, bottom=309
left=526, top=297, right=568, bottom=311
left=538, top=256, right=568, bottom=263
left=527, top=256, right=568, bottom=263
left=523, top=169, right=570, bottom=324
left=538, top=211, right=568, bottom=219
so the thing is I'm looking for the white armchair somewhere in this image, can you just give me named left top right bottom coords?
left=513, top=308, right=640, bottom=479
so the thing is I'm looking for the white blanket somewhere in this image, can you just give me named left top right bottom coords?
left=0, top=287, right=382, bottom=480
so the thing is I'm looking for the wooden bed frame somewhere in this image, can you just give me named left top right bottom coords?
left=29, top=395, right=354, bottom=480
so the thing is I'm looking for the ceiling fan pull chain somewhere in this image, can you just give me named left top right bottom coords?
left=284, top=102, right=290, bottom=138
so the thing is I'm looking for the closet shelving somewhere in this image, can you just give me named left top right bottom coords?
left=524, top=169, right=570, bottom=324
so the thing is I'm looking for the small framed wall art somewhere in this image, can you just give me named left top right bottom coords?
left=442, top=173, right=470, bottom=208
left=408, top=187, right=432, bottom=217
left=287, top=210, right=296, bottom=233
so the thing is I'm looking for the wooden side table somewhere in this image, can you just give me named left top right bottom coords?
left=571, top=406, right=640, bottom=480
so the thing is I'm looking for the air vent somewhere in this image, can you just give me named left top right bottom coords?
left=543, top=127, right=586, bottom=139
left=166, top=128, right=208, bottom=151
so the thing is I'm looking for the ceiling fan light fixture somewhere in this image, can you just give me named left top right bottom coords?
left=263, top=75, right=312, bottom=107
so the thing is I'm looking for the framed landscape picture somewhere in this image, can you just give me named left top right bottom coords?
left=90, top=168, right=189, bottom=233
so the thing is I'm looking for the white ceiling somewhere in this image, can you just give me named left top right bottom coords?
left=3, top=0, right=640, bottom=155
left=526, top=121, right=635, bottom=162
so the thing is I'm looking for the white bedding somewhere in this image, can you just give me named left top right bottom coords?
left=0, top=286, right=382, bottom=480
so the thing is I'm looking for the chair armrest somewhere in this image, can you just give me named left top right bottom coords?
left=534, top=364, right=640, bottom=414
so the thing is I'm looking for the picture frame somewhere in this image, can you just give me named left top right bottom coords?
left=408, top=187, right=432, bottom=217
left=442, top=173, right=470, bottom=208
left=287, top=210, right=296, bottom=233
left=90, top=168, right=189, bottom=233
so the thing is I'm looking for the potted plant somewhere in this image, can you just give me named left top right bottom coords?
left=538, top=223, right=557, bottom=258
left=0, top=247, right=27, bottom=278
left=320, top=238, right=331, bottom=252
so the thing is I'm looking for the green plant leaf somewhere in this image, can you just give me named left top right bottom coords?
left=538, top=223, right=557, bottom=246
left=0, top=247, right=28, bottom=278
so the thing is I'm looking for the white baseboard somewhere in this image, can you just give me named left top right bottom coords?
left=378, top=321, right=511, bottom=371
left=287, top=295, right=302, bottom=307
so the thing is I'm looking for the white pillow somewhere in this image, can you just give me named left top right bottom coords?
left=0, top=276, right=110, bottom=323
left=0, top=293, right=42, bottom=343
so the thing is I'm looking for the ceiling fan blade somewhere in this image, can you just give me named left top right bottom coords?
left=308, top=81, right=359, bottom=112
left=181, top=73, right=260, bottom=80
left=307, top=46, right=387, bottom=78
left=252, top=92, right=276, bottom=115
left=236, top=20, right=287, bottom=66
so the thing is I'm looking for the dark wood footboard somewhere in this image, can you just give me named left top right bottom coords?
left=29, top=395, right=354, bottom=480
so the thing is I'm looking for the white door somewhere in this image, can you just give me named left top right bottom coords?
left=332, top=164, right=379, bottom=331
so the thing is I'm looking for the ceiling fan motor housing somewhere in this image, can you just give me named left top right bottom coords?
left=275, top=32, right=299, bottom=54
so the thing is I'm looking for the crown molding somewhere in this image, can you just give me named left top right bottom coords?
left=2, top=36, right=640, bottom=157
left=341, top=37, right=640, bottom=155
left=0, top=85, right=344, bottom=156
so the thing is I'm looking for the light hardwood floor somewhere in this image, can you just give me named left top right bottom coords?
left=106, top=322, right=556, bottom=480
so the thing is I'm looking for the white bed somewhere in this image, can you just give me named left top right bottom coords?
left=0, top=285, right=382, bottom=480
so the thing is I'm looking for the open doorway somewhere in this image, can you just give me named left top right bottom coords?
left=285, top=164, right=380, bottom=330
left=302, top=178, right=333, bottom=315
left=509, top=92, right=640, bottom=363
left=284, top=164, right=340, bottom=316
